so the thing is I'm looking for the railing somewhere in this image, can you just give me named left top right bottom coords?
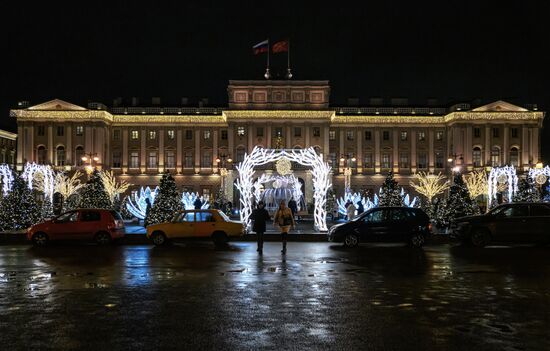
left=108, top=107, right=222, bottom=115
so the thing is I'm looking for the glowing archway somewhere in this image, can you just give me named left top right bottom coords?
left=236, top=147, right=332, bottom=232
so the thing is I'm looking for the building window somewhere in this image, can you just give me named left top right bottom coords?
left=148, top=152, right=158, bottom=168
left=313, top=127, right=320, bottom=137
left=131, top=130, right=139, bottom=140
left=37, top=146, right=47, bottom=164
left=399, top=153, right=409, bottom=168
left=436, top=131, right=444, bottom=141
left=473, top=127, right=481, bottom=138
left=511, top=128, right=518, bottom=138
left=56, top=146, right=65, bottom=166
left=201, top=150, right=212, bottom=167
left=112, top=151, right=121, bottom=168
left=294, top=127, right=301, bottom=137
left=400, top=131, right=407, bottom=141
left=76, top=126, right=84, bottom=136
left=417, top=152, right=427, bottom=169
left=165, top=151, right=175, bottom=168
left=329, top=130, right=336, bottom=140
left=237, top=127, right=245, bottom=137
left=236, top=148, right=246, bottom=163
left=383, top=131, right=390, bottom=141
left=76, top=146, right=84, bottom=166
left=256, top=127, right=264, bottom=137
left=203, top=131, right=211, bottom=140
left=113, top=130, right=121, bottom=141
left=346, top=131, right=354, bottom=141
left=510, top=147, right=519, bottom=167
left=275, top=127, right=283, bottom=137
left=364, top=153, right=373, bottom=168
left=491, top=146, right=500, bottom=166
left=130, top=152, right=139, bottom=168
left=185, top=130, right=193, bottom=140
left=418, top=132, right=426, bottom=141
left=381, top=153, right=391, bottom=169
left=365, top=131, right=372, bottom=141
left=184, top=151, right=193, bottom=168
left=149, top=131, right=156, bottom=140
left=492, top=128, right=500, bottom=138
left=435, top=151, right=444, bottom=168
left=473, top=147, right=482, bottom=167
left=57, top=126, right=64, bottom=137
left=221, top=130, right=228, bottom=140
left=37, top=126, right=45, bottom=136
left=167, top=130, right=175, bottom=140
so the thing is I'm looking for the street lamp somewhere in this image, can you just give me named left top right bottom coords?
left=340, top=154, right=356, bottom=195
left=216, top=153, right=232, bottom=203
left=81, top=152, right=100, bottom=174
left=447, top=153, right=463, bottom=182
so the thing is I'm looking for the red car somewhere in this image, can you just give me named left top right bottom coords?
left=27, top=209, right=125, bottom=246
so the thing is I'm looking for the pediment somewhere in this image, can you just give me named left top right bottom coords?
left=472, top=100, right=528, bottom=112
left=27, top=99, right=87, bottom=111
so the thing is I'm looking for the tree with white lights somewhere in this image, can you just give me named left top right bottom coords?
left=410, top=172, right=449, bottom=220
left=435, top=174, right=478, bottom=228
left=99, top=170, right=131, bottom=204
left=54, top=171, right=85, bottom=211
left=378, top=171, right=403, bottom=207
left=40, top=196, right=55, bottom=221
left=512, top=178, right=540, bottom=202
left=78, top=169, right=112, bottom=209
left=146, top=172, right=181, bottom=226
left=0, top=174, right=41, bottom=230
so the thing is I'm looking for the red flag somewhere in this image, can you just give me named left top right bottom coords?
left=272, top=40, right=289, bottom=53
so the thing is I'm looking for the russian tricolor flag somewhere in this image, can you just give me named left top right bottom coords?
left=253, top=39, right=269, bottom=55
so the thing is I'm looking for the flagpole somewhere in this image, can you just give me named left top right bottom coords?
left=286, top=39, right=292, bottom=79
left=265, top=38, right=271, bottom=80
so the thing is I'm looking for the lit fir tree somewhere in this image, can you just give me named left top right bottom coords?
left=435, top=174, right=479, bottom=228
left=378, top=171, right=403, bottom=206
left=146, top=172, right=181, bottom=226
left=120, top=195, right=134, bottom=220
left=0, top=174, right=41, bottom=230
left=40, top=196, right=55, bottom=221
left=64, top=194, right=80, bottom=212
left=325, top=187, right=336, bottom=218
left=78, top=170, right=112, bottom=209
left=512, top=178, right=540, bottom=202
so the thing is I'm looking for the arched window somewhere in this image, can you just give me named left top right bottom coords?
left=56, top=146, right=65, bottom=166
left=75, top=146, right=84, bottom=166
left=472, top=147, right=482, bottom=167
left=510, top=147, right=519, bottom=167
left=491, top=146, right=500, bottom=167
left=37, top=146, right=47, bottom=164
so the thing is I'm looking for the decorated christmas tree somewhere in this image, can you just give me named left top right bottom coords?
left=512, top=178, right=540, bottom=202
left=378, top=171, right=403, bottom=206
left=78, top=170, right=112, bottom=209
left=40, top=196, right=55, bottom=221
left=435, top=174, right=479, bottom=228
left=146, top=172, right=181, bottom=226
left=120, top=195, right=134, bottom=220
left=0, top=174, right=41, bottom=230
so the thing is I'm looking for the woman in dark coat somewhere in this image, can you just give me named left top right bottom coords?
left=251, top=201, right=271, bottom=255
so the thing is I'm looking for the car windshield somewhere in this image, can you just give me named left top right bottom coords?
left=217, top=210, right=230, bottom=221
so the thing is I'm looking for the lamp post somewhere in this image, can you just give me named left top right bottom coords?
left=81, top=152, right=100, bottom=174
left=216, top=153, right=232, bottom=203
left=447, top=153, right=463, bottom=183
left=340, top=154, right=356, bottom=195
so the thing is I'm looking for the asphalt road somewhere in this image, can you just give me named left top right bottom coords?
left=1, top=242, right=549, bottom=350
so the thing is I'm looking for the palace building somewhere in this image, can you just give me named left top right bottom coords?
left=11, top=80, right=545, bottom=205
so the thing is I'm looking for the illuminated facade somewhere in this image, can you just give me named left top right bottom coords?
left=11, top=80, right=545, bottom=204
left=0, top=129, right=17, bottom=166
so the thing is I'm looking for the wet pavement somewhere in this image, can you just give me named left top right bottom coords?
left=1, top=243, right=549, bottom=350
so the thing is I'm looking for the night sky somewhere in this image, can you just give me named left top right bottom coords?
left=2, top=1, right=549, bottom=160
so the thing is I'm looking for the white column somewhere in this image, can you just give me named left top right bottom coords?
left=393, top=130, right=399, bottom=173
left=176, top=129, right=182, bottom=173
left=122, top=129, right=128, bottom=174
left=305, top=125, right=311, bottom=148
left=323, top=126, right=330, bottom=158
left=286, top=125, right=292, bottom=149
left=521, top=127, right=529, bottom=168
left=140, top=129, right=146, bottom=172
left=503, top=125, right=509, bottom=165
left=410, top=130, right=417, bottom=171
left=66, top=125, right=72, bottom=166
left=17, top=125, right=24, bottom=169
left=195, top=129, right=201, bottom=172
left=374, top=129, right=380, bottom=172
left=104, top=126, right=110, bottom=169
left=212, top=129, right=218, bottom=171
left=428, top=129, right=435, bottom=171
left=266, top=124, right=272, bottom=149
left=248, top=125, right=254, bottom=153
left=532, top=127, right=539, bottom=164
left=228, top=126, right=234, bottom=156
left=339, top=130, right=345, bottom=172
left=95, top=128, right=104, bottom=169
left=28, top=126, right=34, bottom=164
left=485, top=126, right=491, bottom=166
left=158, top=129, right=164, bottom=173
left=48, top=125, right=53, bottom=164
left=464, top=127, right=471, bottom=169
left=356, top=129, right=362, bottom=173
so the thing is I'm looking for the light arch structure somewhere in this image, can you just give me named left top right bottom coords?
left=488, top=165, right=518, bottom=206
left=236, top=146, right=332, bottom=232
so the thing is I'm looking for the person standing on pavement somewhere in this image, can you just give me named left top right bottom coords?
left=251, top=201, right=270, bottom=255
left=273, top=200, right=295, bottom=254
left=346, top=201, right=356, bottom=221
left=288, top=197, right=298, bottom=221
left=356, top=201, right=365, bottom=216
left=193, top=196, right=202, bottom=209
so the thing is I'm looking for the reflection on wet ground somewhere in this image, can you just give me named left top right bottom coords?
left=1, top=243, right=549, bottom=350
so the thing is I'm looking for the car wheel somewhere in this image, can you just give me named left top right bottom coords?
left=32, top=232, right=49, bottom=247
left=212, top=231, right=229, bottom=247
left=343, top=233, right=359, bottom=248
left=151, top=231, right=167, bottom=246
left=410, top=233, right=425, bottom=248
left=470, top=229, right=489, bottom=247
left=95, top=231, right=112, bottom=246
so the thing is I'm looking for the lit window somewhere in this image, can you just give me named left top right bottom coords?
left=436, top=131, right=444, bottom=141
left=204, top=131, right=211, bottom=140
left=329, top=130, right=336, bottom=140
left=148, top=151, right=157, bottom=168
left=399, top=153, right=409, bottom=168
left=184, top=152, right=193, bottom=168
left=435, top=151, right=444, bottom=168
left=400, top=131, right=407, bottom=141
left=112, top=151, right=121, bottom=168
left=417, top=153, right=427, bottom=169
left=76, top=126, right=84, bottom=136
left=131, top=130, right=139, bottom=140
left=237, top=127, right=245, bottom=137
left=509, top=147, right=519, bottom=167
left=201, top=149, right=212, bottom=167
left=167, top=130, right=175, bottom=140
left=346, top=131, right=354, bottom=141
left=364, top=153, right=373, bottom=168
left=149, top=131, right=156, bottom=140
left=130, top=152, right=139, bottom=168
left=56, top=146, right=65, bottom=166
left=491, top=146, right=500, bottom=166
left=165, top=151, right=175, bottom=168
left=418, top=132, right=426, bottom=141
left=473, top=147, right=482, bottom=167
left=381, top=153, right=391, bottom=168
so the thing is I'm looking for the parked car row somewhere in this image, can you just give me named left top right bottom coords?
left=26, top=203, right=550, bottom=248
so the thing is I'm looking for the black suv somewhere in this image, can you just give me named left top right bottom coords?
left=328, top=207, right=431, bottom=248
left=450, top=202, right=550, bottom=247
